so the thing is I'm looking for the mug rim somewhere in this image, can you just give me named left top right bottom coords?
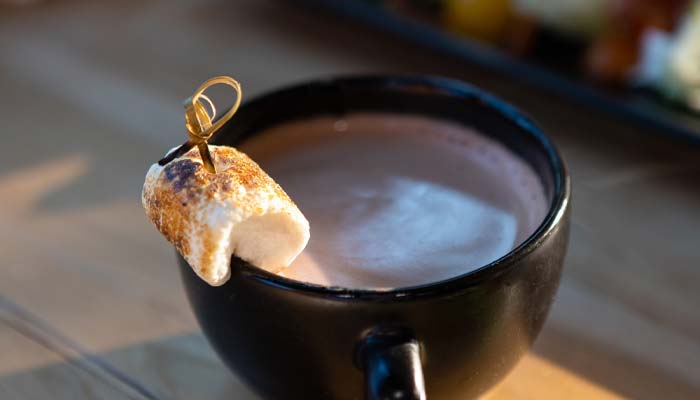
left=221, top=75, right=570, bottom=300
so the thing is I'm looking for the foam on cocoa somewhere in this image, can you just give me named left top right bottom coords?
left=242, top=113, right=548, bottom=289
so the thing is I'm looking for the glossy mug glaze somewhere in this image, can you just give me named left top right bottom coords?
left=177, top=76, right=571, bottom=400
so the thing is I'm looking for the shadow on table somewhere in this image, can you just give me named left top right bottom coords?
left=2, top=328, right=699, bottom=400
left=534, top=326, right=700, bottom=400
left=0, top=332, right=258, bottom=400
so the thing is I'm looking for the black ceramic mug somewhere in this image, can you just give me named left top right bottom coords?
left=177, top=76, right=571, bottom=400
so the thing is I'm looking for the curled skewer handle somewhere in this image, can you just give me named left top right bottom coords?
left=158, top=76, right=243, bottom=174
left=185, top=76, right=242, bottom=141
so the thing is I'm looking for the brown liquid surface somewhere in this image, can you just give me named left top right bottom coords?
left=241, top=114, right=548, bottom=289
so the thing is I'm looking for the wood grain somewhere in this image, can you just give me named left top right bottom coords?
left=0, top=297, right=153, bottom=400
left=0, top=0, right=698, bottom=399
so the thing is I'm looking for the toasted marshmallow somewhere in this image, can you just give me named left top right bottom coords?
left=142, top=145, right=310, bottom=286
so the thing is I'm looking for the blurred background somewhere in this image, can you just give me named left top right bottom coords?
left=1, top=0, right=699, bottom=399
left=305, top=0, right=700, bottom=137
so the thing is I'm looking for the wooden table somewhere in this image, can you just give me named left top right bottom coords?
left=1, top=0, right=698, bottom=398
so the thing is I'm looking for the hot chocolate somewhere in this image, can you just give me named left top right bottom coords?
left=240, top=113, right=548, bottom=289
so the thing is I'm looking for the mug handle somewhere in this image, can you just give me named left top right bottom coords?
left=359, top=329, right=426, bottom=400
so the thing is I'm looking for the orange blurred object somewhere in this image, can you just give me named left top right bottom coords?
left=443, top=0, right=513, bottom=44
left=586, top=0, right=690, bottom=82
